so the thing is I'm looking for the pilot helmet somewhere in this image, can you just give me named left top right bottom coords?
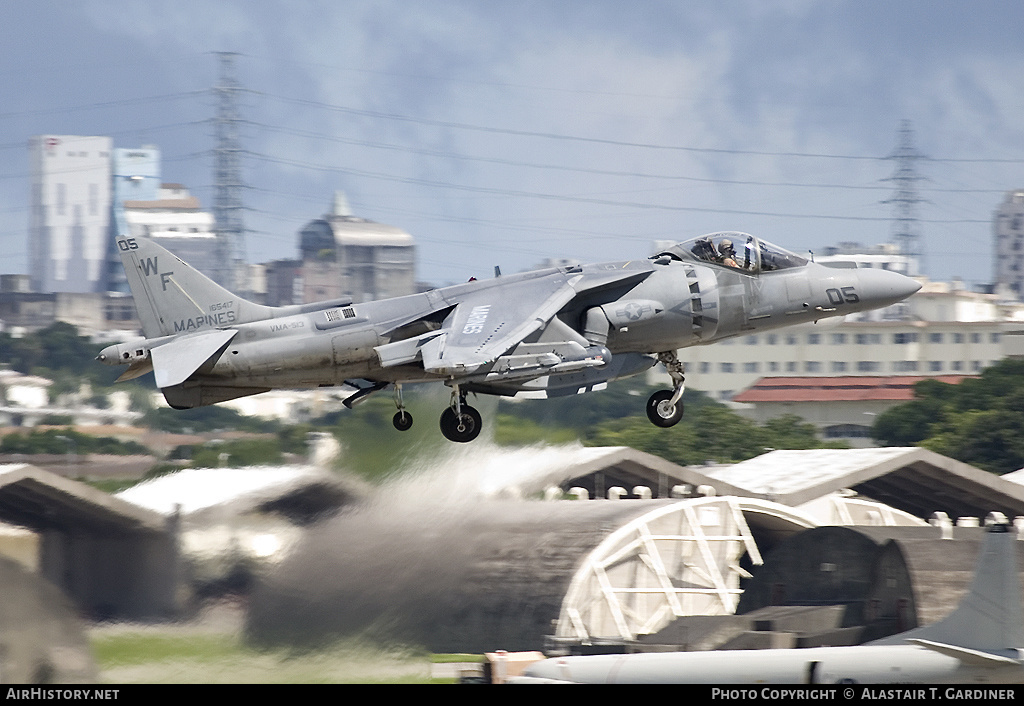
left=719, top=239, right=735, bottom=255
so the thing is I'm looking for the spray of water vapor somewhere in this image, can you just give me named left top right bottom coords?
left=374, top=439, right=592, bottom=505
left=246, top=439, right=632, bottom=652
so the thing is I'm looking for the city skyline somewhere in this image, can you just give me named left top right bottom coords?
left=2, top=2, right=1023, bottom=288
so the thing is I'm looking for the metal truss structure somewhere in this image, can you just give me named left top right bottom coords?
left=555, top=496, right=817, bottom=643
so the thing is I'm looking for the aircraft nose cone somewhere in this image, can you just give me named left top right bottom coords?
left=857, top=268, right=921, bottom=307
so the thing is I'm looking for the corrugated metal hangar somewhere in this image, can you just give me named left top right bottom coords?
left=0, top=462, right=362, bottom=619
left=5, top=446, right=1024, bottom=657
left=247, top=446, right=1024, bottom=653
left=0, top=463, right=176, bottom=621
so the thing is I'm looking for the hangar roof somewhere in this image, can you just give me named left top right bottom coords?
left=116, top=465, right=365, bottom=524
left=551, top=447, right=1024, bottom=521
left=705, top=447, right=1024, bottom=520
left=532, top=446, right=750, bottom=500
left=0, top=464, right=165, bottom=535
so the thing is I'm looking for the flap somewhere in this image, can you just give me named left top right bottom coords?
left=375, top=331, right=445, bottom=368
left=115, top=359, right=154, bottom=383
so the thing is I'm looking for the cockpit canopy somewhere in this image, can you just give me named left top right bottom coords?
left=653, top=232, right=808, bottom=274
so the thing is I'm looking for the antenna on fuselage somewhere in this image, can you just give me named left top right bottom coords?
left=494, top=265, right=502, bottom=277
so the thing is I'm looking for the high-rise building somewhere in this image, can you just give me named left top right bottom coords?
left=994, top=189, right=1024, bottom=299
left=296, top=192, right=416, bottom=304
left=106, top=146, right=161, bottom=292
left=121, top=184, right=219, bottom=282
left=29, top=135, right=112, bottom=293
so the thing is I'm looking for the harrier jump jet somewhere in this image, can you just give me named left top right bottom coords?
left=98, top=232, right=919, bottom=442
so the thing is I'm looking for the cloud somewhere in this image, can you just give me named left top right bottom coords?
left=1, top=1, right=1021, bottom=284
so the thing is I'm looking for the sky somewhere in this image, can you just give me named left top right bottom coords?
left=2, top=1, right=1023, bottom=288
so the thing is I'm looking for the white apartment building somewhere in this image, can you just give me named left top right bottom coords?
left=122, top=183, right=219, bottom=281
left=818, top=241, right=914, bottom=276
left=29, top=135, right=112, bottom=293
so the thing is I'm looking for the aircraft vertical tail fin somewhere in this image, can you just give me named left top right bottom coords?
left=885, top=522, right=1024, bottom=653
left=116, top=235, right=274, bottom=339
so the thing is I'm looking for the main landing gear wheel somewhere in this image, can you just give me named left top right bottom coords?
left=393, top=411, right=414, bottom=431
left=646, top=389, right=684, bottom=428
left=439, top=405, right=482, bottom=443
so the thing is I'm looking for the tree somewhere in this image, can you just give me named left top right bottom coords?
left=141, top=405, right=278, bottom=434
left=0, top=428, right=149, bottom=456
left=922, top=409, right=1024, bottom=474
left=585, top=406, right=840, bottom=467
left=189, top=438, right=284, bottom=468
left=497, top=381, right=718, bottom=432
left=872, top=358, right=1024, bottom=474
left=872, top=397, right=948, bottom=446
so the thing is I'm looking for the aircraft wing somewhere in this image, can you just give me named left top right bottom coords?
left=907, top=639, right=1023, bottom=666
left=420, top=273, right=574, bottom=375
left=150, top=328, right=238, bottom=389
left=376, top=267, right=652, bottom=376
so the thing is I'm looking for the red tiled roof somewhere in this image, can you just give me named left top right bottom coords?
left=733, top=375, right=974, bottom=403
left=123, top=197, right=200, bottom=210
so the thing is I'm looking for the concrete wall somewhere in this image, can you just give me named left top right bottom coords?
left=38, top=519, right=183, bottom=621
left=0, top=555, right=96, bottom=683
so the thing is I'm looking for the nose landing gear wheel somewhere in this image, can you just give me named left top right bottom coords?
left=646, top=389, right=684, bottom=427
left=439, top=405, right=482, bottom=442
left=393, top=411, right=413, bottom=431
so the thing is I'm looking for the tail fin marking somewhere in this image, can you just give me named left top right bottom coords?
left=116, top=236, right=273, bottom=338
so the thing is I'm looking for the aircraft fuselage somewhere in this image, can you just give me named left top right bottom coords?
left=98, top=232, right=920, bottom=438
left=517, top=644, right=1024, bottom=684
left=152, top=257, right=903, bottom=393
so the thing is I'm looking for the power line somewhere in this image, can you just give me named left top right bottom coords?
left=251, top=122, right=1013, bottom=196
left=0, top=91, right=206, bottom=121
left=258, top=91, right=1024, bottom=165
left=261, top=93, right=885, bottom=160
left=246, top=151, right=989, bottom=224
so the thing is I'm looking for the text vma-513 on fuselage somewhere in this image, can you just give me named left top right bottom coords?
left=98, top=233, right=920, bottom=442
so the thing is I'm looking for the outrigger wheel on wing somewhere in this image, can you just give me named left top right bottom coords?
left=392, top=411, right=413, bottom=431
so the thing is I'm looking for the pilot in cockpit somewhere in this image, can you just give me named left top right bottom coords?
left=718, top=239, right=740, bottom=268
left=687, top=235, right=753, bottom=270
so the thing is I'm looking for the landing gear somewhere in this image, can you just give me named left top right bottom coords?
left=647, top=389, right=684, bottom=427
left=647, top=351, right=685, bottom=428
left=393, top=411, right=413, bottom=431
left=439, top=385, right=482, bottom=442
left=392, top=384, right=413, bottom=431
left=440, top=406, right=482, bottom=442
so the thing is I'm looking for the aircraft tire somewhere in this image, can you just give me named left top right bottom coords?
left=393, top=411, right=414, bottom=431
left=646, top=389, right=684, bottom=427
left=439, top=405, right=483, bottom=442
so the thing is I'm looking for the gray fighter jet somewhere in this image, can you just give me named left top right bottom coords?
left=516, top=521, right=1024, bottom=684
left=98, top=232, right=919, bottom=442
